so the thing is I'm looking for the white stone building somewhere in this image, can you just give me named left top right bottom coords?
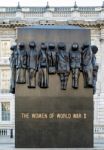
left=0, top=2, right=104, bottom=141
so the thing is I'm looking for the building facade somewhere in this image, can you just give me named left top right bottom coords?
left=0, top=2, right=104, bottom=141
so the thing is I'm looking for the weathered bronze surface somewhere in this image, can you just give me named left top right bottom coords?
left=10, top=26, right=98, bottom=93
left=9, top=44, right=17, bottom=94
left=16, top=42, right=27, bottom=84
left=38, top=42, right=48, bottom=88
left=47, top=42, right=56, bottom=74
left=15, top=26, right=93, bottom=148
left=27, top=41, right=38, bottom=88
left=70, top=42, right=81, bottom=89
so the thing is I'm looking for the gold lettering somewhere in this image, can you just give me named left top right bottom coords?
left=31, top=113, right=48, bottom=119
left=21, top=113, right=29, bottom=119
left=57, top=113, right=71, bottom=119
left=84, top=113, right=87, bottom=119
left=73, top=113, right=82, bottom=119
left=49, top=113, right=55, bottom=119
left=20, top=112, right=88, bottom=120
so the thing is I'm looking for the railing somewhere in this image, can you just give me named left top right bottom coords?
left=94, top=127, right=104, bottom=134
left=0, top=129, right=7, bottom=136
left=0, top=129, right=14, bottom=138
left=23, top=12, right=43, bottom=18
left=0, top=8, right=102, bottom=20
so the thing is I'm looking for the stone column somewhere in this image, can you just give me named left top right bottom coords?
left=94, top=27, right=104, bottom=139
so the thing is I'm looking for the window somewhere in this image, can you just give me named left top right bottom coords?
left=1, top=69, right=11, bottom=93
left=0, top=40, right=11, bottom=57
left=1, top=102, right=10, bottom=121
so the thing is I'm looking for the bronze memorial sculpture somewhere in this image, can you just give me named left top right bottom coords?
left=10, top=42, right=98, bottom=92
left=57, top=42, right=70, bottom=90
left=27, top=41, right=38, bottom=88
left=81, top=43, right=93, bottom=88
left=13, top=26, right=99, bottom=148
left=38, top=42, right=48, bottom=88
left=91, top=45, right=99, bottom=94
left=70, top=42, right=81, bottom=89
left=9, top=44, right=17, bottom=94
left=16, top=42, right=27, bottom=84
left=47, top=43, right=56, bottom=74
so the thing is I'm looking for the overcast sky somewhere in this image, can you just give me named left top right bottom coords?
left=0, top=0, right=103, bottom=7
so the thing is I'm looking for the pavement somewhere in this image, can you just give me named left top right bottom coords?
left=0, top=136, right=104, bottom=150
